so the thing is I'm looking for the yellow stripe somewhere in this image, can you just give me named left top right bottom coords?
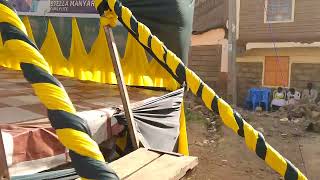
left=185, top=69, right=201, bottom=95
left=137, top=23, right=151, bottom=46
left=121, top=6, right=132, bottom=30
left=243, top=122, right=258, bottom=152
left=217, top=99, right=239, bottom=133
left=298, top=171, right=306, bottom=180
left=4, top=40, right=51, bottom=73
left=151, top=36, right=166, bottom=62
left=94, top=0, right=103, bottom=9
left=166, top=51, right=180, bottom=76
left=0, top=4, right=27, bottom=34
left=201, top=84, right=215, bottom=110
left=32, top=83, right=76, bottom=114
left=108, top=0, right=117, bottom=12
left=56, top=129, right=105, bottom=162
left=265, top=144, right=287, bottom=176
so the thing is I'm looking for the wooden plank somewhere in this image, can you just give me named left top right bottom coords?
left=109, top=148, right=160, bottom=179
left=0, top=129, right=10, bottom=180
left=104, top=26, right=139, bottom=149
left=126, top=154, right=198, bottom=180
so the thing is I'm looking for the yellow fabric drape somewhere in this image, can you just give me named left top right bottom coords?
left=0, top=16, right=178, bottom=91
left=22, top=16, right=35, bottom=42
left=40, top=19, right=73, bottom=76
left=88, top=18, right=117, bottom=84
left=122, top=34, right=153, bottom=87
left=178, top=101, right=189, bottom=155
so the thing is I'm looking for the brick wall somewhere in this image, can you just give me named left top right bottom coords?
left=290, top=63, right=320, bottom=91
left=237, top=62, right=263, bottom=106
left=188, top=45, right=227, bottom=98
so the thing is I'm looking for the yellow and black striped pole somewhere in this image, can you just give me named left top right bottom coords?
left=94, top=0, right=307, bottom=179
left=0, top=1, right=118, bottom=179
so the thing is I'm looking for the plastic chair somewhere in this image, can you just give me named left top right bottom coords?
left=251, top=90, right=261, bottom=111
left=260, top=88, right=271, bottom=111
left=245, top=90, right=252, bottom=109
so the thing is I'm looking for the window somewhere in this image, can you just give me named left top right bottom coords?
left=264, top=0, right=295, bottom=23
left=264, top=56, right=289, bottom=87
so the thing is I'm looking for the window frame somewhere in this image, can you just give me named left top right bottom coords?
left=264, top=0, right=295, bottom=24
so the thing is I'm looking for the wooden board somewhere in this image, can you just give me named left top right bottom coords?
left=108, top=148, right=198, bottom=180
left=0, top=130, right=10, bottom=179
left=126, top=154, right=198, bottom=180
left=104, top=26, right=139, bottom=149
left=109, top=148, right=160, bottom=179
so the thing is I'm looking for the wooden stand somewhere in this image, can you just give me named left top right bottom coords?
left=0, top=129, right=10, bottom=180
left=109, top=148, right=198, bottom=180
left=104, top=26, right=139, bottom=150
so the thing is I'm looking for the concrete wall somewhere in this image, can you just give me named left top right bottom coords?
left=237, top=62, right=263, bottom=106
left=291, top=63, right=320, bottom=90
left=188, top=45, right=227, bottom=98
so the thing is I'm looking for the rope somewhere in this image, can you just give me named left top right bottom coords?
left=94, top=0, right=308, bottom=179
left=0, top=1, right=118, bottom=179
left=263, top=0, right=288, bottom=87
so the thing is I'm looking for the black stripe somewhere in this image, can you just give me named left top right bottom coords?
left=147, top=35, right=152, bottom=48
left=21, top=63, right=61, bottom=87
left=234, top=111, right=244, bottom=137
left=69, top=151, right=119, bottom=180
left=163, top=48, right=168, bottom=63
left=196, top=83, right=204, bottom=97
left=0, top=0, right=16, bottom=12
left=96, top=0, right=109, bottom=16
left=256, top=133, right=267, bottom=160
left=130, top=16, right=138, bottom=36
left=284, top=161, right=299, bottom=180
left=0, top=23, right=38, bottom=50
left=114, top=1, right=122, bottom=19
left=48, top=110, right=92, bottom=136
left=211, top=95, right=220, bottom=114
left=175, top=63, right=186, bottom=84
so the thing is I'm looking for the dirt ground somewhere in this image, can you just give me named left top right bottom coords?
left=184, top=104, right=320, bottom=180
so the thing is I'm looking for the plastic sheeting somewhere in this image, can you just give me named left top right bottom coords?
left=115, top=88, right=185, bottom=152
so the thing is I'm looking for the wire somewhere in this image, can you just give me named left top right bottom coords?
left=261, top=0, right=288, bottom=87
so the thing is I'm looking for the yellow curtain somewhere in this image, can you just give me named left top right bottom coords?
left=178, top=101, right=189, bottom=155
left=70, top=17, right=92, bottom=81
left=1, top=16, right=179, bottom=91
left=22, top=16, right=35, bottom=43
left=122, top=34, right=153, bottom=87
left=40, top=19, right=73, bottom=76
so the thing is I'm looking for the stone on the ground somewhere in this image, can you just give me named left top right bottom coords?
left=195, top=142, right=204, bottom=147
left=312, top=111, right=320, bottom=119
left=280, top=118, right=289, bottom=122
left=257, top=127, right=264, bottom=133
left=255, top=106, right=263, bottom=112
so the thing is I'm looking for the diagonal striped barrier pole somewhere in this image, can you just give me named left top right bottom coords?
left=0, top=1, right=118, bottom=179
left=94, top=1, right=308, bottom=179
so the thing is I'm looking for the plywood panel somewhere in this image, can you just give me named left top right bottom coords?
left=109, top=148, right=160, bottom=179
left=126, top=154, right=198, bottom=180
left=264, top=56, right=289, bottom=86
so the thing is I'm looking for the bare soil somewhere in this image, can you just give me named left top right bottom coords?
left=184, top=107, right=320, bottom=180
